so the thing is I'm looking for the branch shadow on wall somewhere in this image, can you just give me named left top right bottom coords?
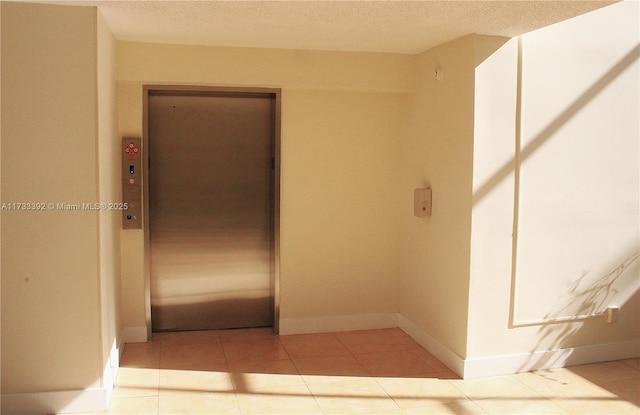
left=520, top=252, right=638, bottom=366
left=472, top=37, right=640, bottom=389
left=517, top=252, right=639, bottom=408
left=505, top=41, right=640, bottom=369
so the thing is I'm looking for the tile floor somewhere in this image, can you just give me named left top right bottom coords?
left=83, top=327, right=639, bottom=415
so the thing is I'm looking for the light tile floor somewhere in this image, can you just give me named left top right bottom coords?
left=83, top=328, right=639, bottom=415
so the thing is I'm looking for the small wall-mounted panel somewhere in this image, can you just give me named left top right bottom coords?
left=414, top=188, right=432, bottom=218
left=122, top=137, right=142, bottom=229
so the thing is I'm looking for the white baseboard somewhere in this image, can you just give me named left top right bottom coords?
left=103, top=338, right=120, bottom=402
left=1, top=339, right=122, bottom=414
left=121, top=325, right=148, bottom=343
left=4, top=318, right=633, bottom=414
left=1, top=387, right=109, bottom=415
left=462, top=339, right=640, bottom=379
left=279, top=313, right=399, bottom=335
left=398, top=314, right=465, bottom=377
left=398, top=315, right=640, bottom=379
left=118, top=326, right=148, bottom=364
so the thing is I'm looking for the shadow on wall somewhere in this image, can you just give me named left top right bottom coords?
left=541, top=253, right=639, bottom=324
left=515, top=253, right=639, bottom=406
left=507, top=42, right=640, bottom=372
left=472, top=43, right=640, bottom=207
left=472, top=36, right=639, bottom=340
left=506, top=41, right=640, bottom=335
left=521, top=252, right=638, bottom=366
left=471, top=32, right=639, bottom=375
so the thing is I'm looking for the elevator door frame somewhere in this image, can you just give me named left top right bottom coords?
left=142, top=85, right=281, bottom=338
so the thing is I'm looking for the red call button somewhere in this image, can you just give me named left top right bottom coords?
left=125, top=141, right=139, bottom=159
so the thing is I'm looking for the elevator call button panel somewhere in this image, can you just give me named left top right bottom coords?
left=122, top=137, right=142, bottom=229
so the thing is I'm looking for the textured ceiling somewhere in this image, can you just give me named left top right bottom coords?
left=41, top=0, right=616, bottom=54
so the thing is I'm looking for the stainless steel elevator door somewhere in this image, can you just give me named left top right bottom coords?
left=148, top=91, right=274, bottom=331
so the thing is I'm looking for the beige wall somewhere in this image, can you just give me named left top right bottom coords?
left=398, top=36, right=476, bottom=359
left=280, top=89, right=403, bottom=320
left=117, top=84, right=147, bottom=332
left=1, top=2, right=121, bottom=403
left=97, top=10, right=121, bottom=387
left=468, top=36, right=526, bottom=357
left=116, top=42, right=415, bottom=93
left=1, top=2, right=104, bottom=394
left=116, top=42, right=410, bottom=333
left=117, top=4, right=638, bottom=366
left=397, top=1, right=638, bottom=369
left=468, top=0, right=639, bottom=363
left=1, top=3, right=636, bottom=403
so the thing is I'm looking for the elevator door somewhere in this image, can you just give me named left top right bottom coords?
left=148, top=91, right=274, bottom=331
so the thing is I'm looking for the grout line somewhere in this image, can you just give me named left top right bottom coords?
left=115, top=329, right=640, bottom=414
